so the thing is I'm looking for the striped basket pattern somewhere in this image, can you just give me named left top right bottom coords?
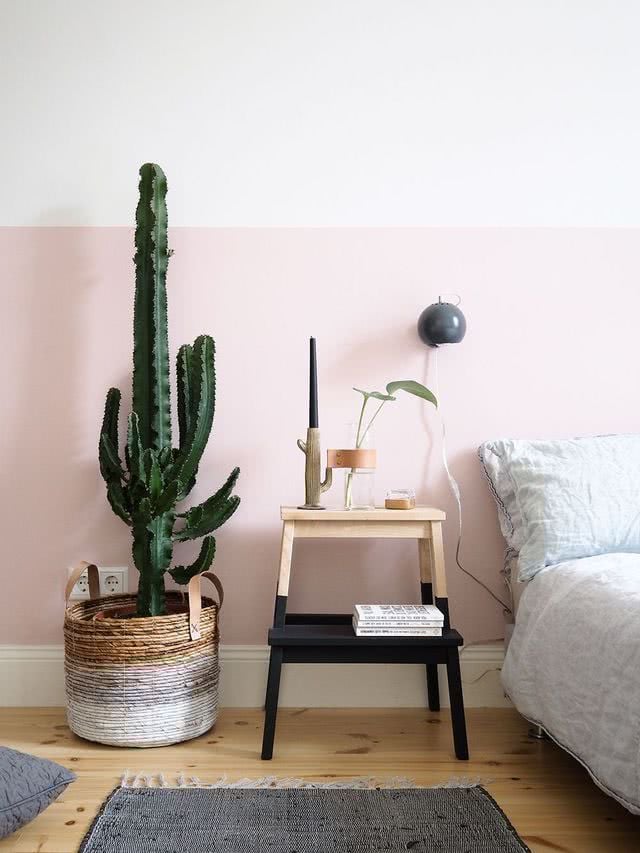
left=64, top=573, right=221, bottom=748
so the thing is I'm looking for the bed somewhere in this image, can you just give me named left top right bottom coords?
left=502, top=553, right=640, bottom=813
left=479, top=435, right=640, bottom=814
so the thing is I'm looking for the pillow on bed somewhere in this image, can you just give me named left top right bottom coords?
left=0, top=747, right=75, bottom=839
left=478, top=434, right=640, bottom=581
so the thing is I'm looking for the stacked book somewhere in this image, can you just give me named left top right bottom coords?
left=353, top=604, right=444, bottom=637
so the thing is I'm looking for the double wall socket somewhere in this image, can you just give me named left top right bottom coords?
left=68, top=566, right=129, bottom=600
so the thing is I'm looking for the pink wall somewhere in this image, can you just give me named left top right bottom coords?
left=2, top=227, right=639, bottom=646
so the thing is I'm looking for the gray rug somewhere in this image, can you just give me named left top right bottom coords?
left=80, top=786, right=529, bottom=852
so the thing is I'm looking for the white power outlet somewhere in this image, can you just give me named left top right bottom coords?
left=68, top=566, right=129, bottom=600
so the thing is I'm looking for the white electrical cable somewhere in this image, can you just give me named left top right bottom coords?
left=432, top=348, right=512, bottom=614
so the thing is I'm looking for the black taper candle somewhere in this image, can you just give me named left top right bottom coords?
left=309, top=337, right=319, bottom=428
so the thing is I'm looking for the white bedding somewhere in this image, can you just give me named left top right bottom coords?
left=502, top=552, right=640, bottom=814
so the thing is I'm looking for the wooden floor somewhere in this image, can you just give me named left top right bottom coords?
left=0, top=708, right=637, bottom=852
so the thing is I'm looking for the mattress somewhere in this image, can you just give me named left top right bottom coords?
left=502, top=552, right=640, bottom=814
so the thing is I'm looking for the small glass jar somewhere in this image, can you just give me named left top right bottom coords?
left=344, top=424, right=375, bottom=510
left=385, top=489, right=416, bottom=510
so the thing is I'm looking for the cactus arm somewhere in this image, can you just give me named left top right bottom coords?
left=100, top=387, right=130, bottom=523
left=107, top=481, right=131, bottom=525
left=141, top=448, right=163, bottom=500
left=321, top=468, right=333, bottom=492
left=148, top=455, right=163, bottom=502
left=177, top=467, right=240, bottom=520
left=169, top=536, right=216, bottom=584
left=101, top=386, right=121, bottom=438
left=155, top=478, right=183, bottom=514
left=126, top=413, right=144, bottom=480
left=174, top=467, right=240, bottom=539
left=100, top=435, right=126, bottom=482
left=174, top=494, right=240, bottom=542
left=211, top=465, right=240, bottom=504
left=132, top=163, right=171, bottom=452
left=177, top=344, right=193, bottom=449
left=158, top=446, right=173, bottom=470
left=99, top=388, right=124, bottom=482
left=170, top=335, right=216, bottom=489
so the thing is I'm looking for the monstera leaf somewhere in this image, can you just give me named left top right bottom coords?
left=386, top=380, right=437, bottom=407
left=351, top=379, right=438, bottom=449
left=353, top=387, right=396, bottom=401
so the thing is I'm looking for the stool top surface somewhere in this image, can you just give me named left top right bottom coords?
left=281, top=506, right=446, bottom=521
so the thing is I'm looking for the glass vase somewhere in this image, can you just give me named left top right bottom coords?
left=344, top=424, right=376, bottom=510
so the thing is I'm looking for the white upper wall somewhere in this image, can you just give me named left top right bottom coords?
left=2, top=0, right=639, bottom=226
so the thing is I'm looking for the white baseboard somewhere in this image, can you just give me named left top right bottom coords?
left=0, top=643, right=509, bottom=708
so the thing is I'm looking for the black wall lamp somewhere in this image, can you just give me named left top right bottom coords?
left=417, top=296, right=467, bottom=347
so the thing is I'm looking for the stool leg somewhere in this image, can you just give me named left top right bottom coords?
left=261, top=646, right=283, bottom=760
left=418, top=536, right=441, bottom=713
left=446, top=647, right=469, bottom=760
left=426, top=664, right=440, bottom=711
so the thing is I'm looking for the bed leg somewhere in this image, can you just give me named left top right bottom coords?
left=528, top=725, right=549, bottom=740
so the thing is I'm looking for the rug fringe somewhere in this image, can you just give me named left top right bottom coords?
left=120, top=771, right=483, bottom=790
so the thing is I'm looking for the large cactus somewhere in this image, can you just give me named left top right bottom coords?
left=99, top=163, right=240, bottom=617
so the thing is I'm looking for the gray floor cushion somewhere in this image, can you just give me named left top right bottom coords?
left=0, top=746, right=75, bottom=838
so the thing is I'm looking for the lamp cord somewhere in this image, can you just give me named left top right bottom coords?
left=432, top=349, right=512, bottom=615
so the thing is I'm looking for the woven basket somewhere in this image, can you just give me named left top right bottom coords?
left=64, top=562, right=223, bottom=748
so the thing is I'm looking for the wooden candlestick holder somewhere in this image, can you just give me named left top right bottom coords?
left=297, top=428, right=332, bottom=509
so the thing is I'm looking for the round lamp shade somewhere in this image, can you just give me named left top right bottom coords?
left=417, top=301, right=467, bottom=347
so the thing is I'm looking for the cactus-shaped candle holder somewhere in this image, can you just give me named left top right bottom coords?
left=297, top=428, right=332, bottom=509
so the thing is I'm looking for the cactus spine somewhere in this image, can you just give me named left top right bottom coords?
left=99, top=163, right=240, bottom=617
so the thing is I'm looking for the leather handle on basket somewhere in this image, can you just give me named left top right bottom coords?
left=65, top=561, right=100, bottom=605
left=187, top=571, right=224, bottom=641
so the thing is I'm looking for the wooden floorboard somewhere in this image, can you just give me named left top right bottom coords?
left=0, top=707, right=637, bottom=852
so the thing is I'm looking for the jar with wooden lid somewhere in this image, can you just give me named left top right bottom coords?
left=385, top=489, right=416, bottom=510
